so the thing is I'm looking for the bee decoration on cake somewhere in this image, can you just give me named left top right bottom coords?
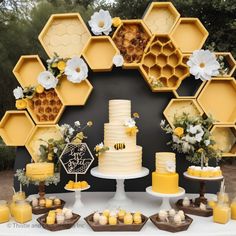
left=114, top=143, right=126, bottom=150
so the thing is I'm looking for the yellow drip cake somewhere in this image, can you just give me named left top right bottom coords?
left=26, top=163, right=54, bottom=181
left=152, top=152, right=179, bottom=194
left=98, top=100, right=142, bottom=174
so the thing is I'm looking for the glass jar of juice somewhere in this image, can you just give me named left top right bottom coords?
left=213, top=202, right=231, bottom=224
left=217, top=192, right=229, bottom=204
left=10, top=191, right=26, bottom=217
left=0, top=200, right=10, bottom=224
left=14, top=200, right=32, bottom=224
left=231, top=197, right=236, bottom=220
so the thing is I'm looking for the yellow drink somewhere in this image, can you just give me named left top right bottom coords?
left=231, top=202, right=236, bottom=220
left=14, top=200, right=32, bottom=224
left=213, top=203, right=230, bottom=224
left=0, top=200, right=10, bottom=224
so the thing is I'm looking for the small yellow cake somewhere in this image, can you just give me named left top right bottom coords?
left=26, top=163, right=54, bottom=181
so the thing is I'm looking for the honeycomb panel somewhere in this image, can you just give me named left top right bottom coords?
left=211, top=125, right=236, bottom=157
left=0, top=111, right=35, bottom=146
left=112, top=20, right=152, bottom=68
left=197, top=78, right=236, bottom=124
left=143, top=2, right=180, bottom=34
left=55, top=78, right=93, bottom=106
left=82, top=36, right=119, bottom=72
left=13, top=55, right=45, bottom=87
left=163, top=98, right=204, bottom=128
left=25, top=125, right=63, bottom=162
left=38, top=13, right=91, bottom=58
left=171, top=18, right=209, bottom=54
left=139, top=35, right=189, bottom=92
left=27, top=89, right=65, bottom=125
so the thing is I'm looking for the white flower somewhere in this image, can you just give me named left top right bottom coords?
left=187, top=50, right=220, bottom=81
left=13, top=86, right=24, bottom=99
left=74, top=121, right=81, bottom=127
left=59, top=124, right=70, bottom=135
left=204, top=140, right=210, bottom=146
left=113, top=54, right=124, bottom=67
left=166, top=161, right=175, bottom=173
left=187, top=125, right=204, bottom=143
left=68, top=127, right=75, bottom=135
left=53, top=147, right=58, bottom=154
left=37, top=71, right=58, bottom=89
left=65, top=57, right=88, bottom=83
left=88, top=9, right=112, bottom=35
left=65, top=137, right=70, bottom=143
left=188, top=125, right=201, bottom=134
left=172, top=135, right=181, bottom=144
left=124, top=118, right=136, bottom=128
left=182, top=141, right=192, bottom=153
left=160, top=120, right=165, bottom=127
left=195, top=133, right=203, bottom=142
left=97, top=142, right=104, bottom=149
left=184, top=135, right=196, bottom=144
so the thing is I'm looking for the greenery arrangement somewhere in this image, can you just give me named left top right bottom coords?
left=160, top=113, right=222, bottom=166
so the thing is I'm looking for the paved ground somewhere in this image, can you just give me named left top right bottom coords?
left=0, top=170, right=14, bottom=202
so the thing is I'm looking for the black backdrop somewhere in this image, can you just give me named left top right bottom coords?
left=14, top=67, right=220, bottom=195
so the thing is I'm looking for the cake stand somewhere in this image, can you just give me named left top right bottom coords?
left=91, top=167, right=149, bottom=207
left=183, top=172, right=224, bottom=205
left=146, top=186, right=185, bottom=210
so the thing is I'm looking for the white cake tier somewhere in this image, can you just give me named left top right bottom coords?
left=104, top=123, right=136, bottom=149
left=156, top=152, right=176, bottom=173
left=98, top=146, right=142, bottom=174
left=109, top=100, right=131, bottom=123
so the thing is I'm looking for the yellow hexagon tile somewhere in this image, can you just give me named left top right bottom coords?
left=13, top=55, right=45, bottom=87
left=0, top=111, right=35, bottom=146
left=143, top=2, right=180, bottom=35
left=38, top=13, right=91, bottom=58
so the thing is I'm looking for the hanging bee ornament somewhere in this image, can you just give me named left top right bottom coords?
left=114, top=143, right=126, bottom=150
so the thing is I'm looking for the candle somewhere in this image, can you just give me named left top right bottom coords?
left=54, top=198, right=61, bottom=206
left=56, top=213, right=65, bottom=224
left=46, top=215, right=55, bottom=225
left=14, top=200, right=32, bottom=224
left=0, top=200, right=10, bottom=224
left=45, top=199, right=53, bottom=208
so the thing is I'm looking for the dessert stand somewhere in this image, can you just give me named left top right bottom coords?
left=91, top=167, right=149, bottom=207
left=146, top=186, right=185, bottom=210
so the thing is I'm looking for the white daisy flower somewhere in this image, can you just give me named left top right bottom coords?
left=13, top=86, right=24, bottom=99
left=88, top=9, right=112, bottom=35
left=37, top=71, right=58, bottom=89
left=113, top=54, right=124, bottom=67
left=74, top=121, right=81, bottom=127
left=64, top=57, right=88, bottom=83
left=187, top=49, right=220, bottom=81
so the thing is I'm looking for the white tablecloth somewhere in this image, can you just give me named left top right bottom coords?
left=0, top=192, right=235, bottom=236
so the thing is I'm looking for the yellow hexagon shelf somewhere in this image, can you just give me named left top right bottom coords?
left=13, top=55, right=45, bottom=87
left=215, top=52, right=236, bottom=77
left=211, top=125, right=236, bottom=157
left=197, top=78, right=236, bottom=124
left=82, top=36, right=119, bottom=72
left=27, top=89, right=65, bottom=125
left=38, top=13, right=91, bottom=58
left=0, top=111, right=35, bottom=146
left=55, top=78, right=93, bottom=106
left=25, top=125, right=63, bottom=162
left=143, top=2, right=180, bottom=35
left=163, top=98, right=204, bottom=128
left=171, top=18, right=209, bottom=54
left=112, top=20, right=152, bottom=68
left=139, top=35, right=189, bottom=92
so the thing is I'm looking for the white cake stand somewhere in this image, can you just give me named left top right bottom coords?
left=91, top=167, right=149, bottom=208
left=64, top=185, right=90, bottom=213
left=146, top=186, right=185, bottom=210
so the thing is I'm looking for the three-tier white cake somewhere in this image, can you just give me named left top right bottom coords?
left=98, top=100, right=142, bottom=174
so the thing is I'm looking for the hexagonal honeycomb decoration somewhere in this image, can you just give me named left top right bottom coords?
left=13, top=55, right=45, bottom=87
left=197, top=78, right=236, bottom=124
left=83, top=36, right=119, bottom=71
left=163, top=98, right=204, bottom=128
left=59, top=143, right=94, bottom=174
left=139, top=35, right=189, bottom=92
left=211, top=125, right=236, bottom=157
left=112, top=20, right=152, bottom=68
left=143, top=2, right=180, bottom=35
left=27, top=89, right=65, bottom=125
left=171, top=18, right=209, bottom=54
left=39, top=13, right=91, bottom=58
left=0, top=111, right=35, bottom=146
left=25, top=125, right=63, bottom=162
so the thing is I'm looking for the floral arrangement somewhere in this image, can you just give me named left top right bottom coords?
left=124, top=112, right=140, bottom=136
left=160, top=113, right=222, bottom=165
left=94, top=142, right=109, bottom=157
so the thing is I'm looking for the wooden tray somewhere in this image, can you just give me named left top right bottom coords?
left=150, top=213, right=193, bottom=233
left=38, top=13, right=91, bottom=58
left=84, top=213, right=148, bottom=232
left=37, top=212, right=80, bottom=231
left=56, top=78, right=93, bottom=106
left=13, top=55, right=45, bottom=87
left=163, top=98, right=204, bottom=128
left=32, top=199, right=65, bottom=215
left=0, top=111, right=35, bottom=146
left=143, top=2, right=180, bottom=34
left=197, top=78, right=236, bottom=124
left=176, top=199, right=213, bottom=217
left=171, top=18, right=209, bottom=54
left=82, top=36, right=119, bottom=72
left=25, top=125, right=63, bottom=162
left=211, top=125, right=236, bottom=157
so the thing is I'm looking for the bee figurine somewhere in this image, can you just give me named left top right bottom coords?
left=114, top=143, right=126, bottom=150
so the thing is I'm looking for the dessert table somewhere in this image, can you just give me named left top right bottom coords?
left=0, top=192, right=235, bottom=236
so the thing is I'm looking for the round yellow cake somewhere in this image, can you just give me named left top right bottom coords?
left=26, top=163, right=54, bottom=181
